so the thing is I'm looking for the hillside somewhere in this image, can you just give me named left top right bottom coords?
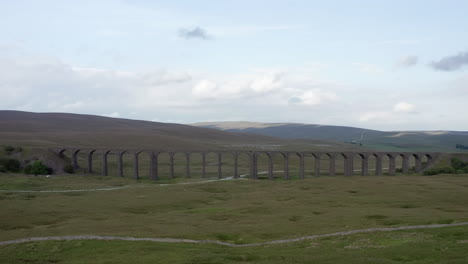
left=0, top=111, right=357, bottom=151
left=192, top=122, right=468, bottom=152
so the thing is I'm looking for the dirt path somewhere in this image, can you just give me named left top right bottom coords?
left=1, top=222, right=467, bottom=247
left=0, top=168, right=390, bottom=193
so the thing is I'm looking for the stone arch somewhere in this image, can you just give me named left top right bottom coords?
left=385, top=153, right=396, bottom=176
left=57, top=148, right=73, bottom=171
left=254, top=152, right=272, bottom=179
left=370, top=153, right=382, bottom=176
left=421, top=153, right=434, bottom=171
left=155, top=152, right=172, bottom=179
left=311, top=153, right=322, bottom=177
left=302, top=152, right=314, bottom=178
left=357, top=153, right=369, bottom=176
left=234, top=151, right=251, bottom=179
left=87, top=150, right=97, bottom=174
left=101, top=150, right=112, bottom=176
left=134, top=150, right=152, bottom=180
left=117, top=150, right=129, bottom=177
left=324, top=153, right=337, bottom=176
left=169, top=152, right=187, bottom=179
left=201, top=151, right=222, bottom=178
left=395, top=153, right=408, bottom=174
left=339, top=152, right=354, bottom=176
left=218, top=151, right=238, bottom=179
left=412, top=153, right=422, bottom=173
left=184, top=151, right=201, bottom=179
left=279, top=152, right=290, bottom=179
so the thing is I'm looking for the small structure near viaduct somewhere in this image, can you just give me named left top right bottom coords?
left=51, top=148, right=441, bottom=180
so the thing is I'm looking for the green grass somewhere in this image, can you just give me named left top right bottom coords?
left=1, top=174, right=468, bottom=263
left=1, top=226, right=468, bottom=264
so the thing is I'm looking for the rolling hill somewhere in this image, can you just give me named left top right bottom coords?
left=192, top=122, right=468, bottom=152
left=0, top=111, right=357, bottom=151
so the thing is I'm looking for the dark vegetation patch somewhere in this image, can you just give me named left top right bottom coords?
left=424, top=158, right=468, bottom=175
left=365, top=215, right=388, bottom=220
left=399, top=204, right=419, bottom=209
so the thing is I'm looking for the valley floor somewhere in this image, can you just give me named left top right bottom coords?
left=1, top=174, right=468, bottom=263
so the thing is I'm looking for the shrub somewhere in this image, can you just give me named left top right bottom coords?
left=25, top=161, right=53, bottom=175
left=63, top=164, right=74, bottom=174
left=0, top=165, right=6, bottom=173
left=423, top=168, right=440, bottom=176
left=423, top=167, right=455, bottom=176
left=0, top=158, right=21, bottom=172
left=4, top=145, right=14, bottom=154
left=451, top=158, right=468, bottom=171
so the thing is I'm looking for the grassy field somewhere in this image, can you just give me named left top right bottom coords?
left=1, top=173, right=468, bottom=263
left=1, top=226, right=468, bottom=264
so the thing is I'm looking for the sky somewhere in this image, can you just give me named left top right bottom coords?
left=1, top=0, right=468, bottom=131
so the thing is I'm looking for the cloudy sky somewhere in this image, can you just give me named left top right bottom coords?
left=1, top=0, right=468, bottom=130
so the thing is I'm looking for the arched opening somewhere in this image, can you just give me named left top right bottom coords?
left=100, top=150, right=118, bottom=176
left=172, top=152, right=187, bottom=178
left=136, top=151, right=151, bottom=179
left=254, top=152, right=270, bottom=179
left=156, top=152, right=171, bottom=180
left=220, top=152, right=236, bottom=179
left=412, top=154, right=422, bottom=173
left=86, top=150, right=97, bottom=174
left=381, top=154, right=390, bottom=175
left=285, top=152, right=299, bottom=179
left=58, top=149, right=73, bottom=173
left=203, top=152, right=220, bottom=178
left=324, top=153, right=336, bottom=176
left=304, top=153, right=315, bottom=178
left=338, top=153, right=348, bottom=176
left=395, top=154, right=405, bottom=174
left=236, top=152, right=251, bottom=178
left=116, top=151, right=134, bottom=178
left=422, top=154, right=433, bottom=171
left=188, top=152, right=203, bottom=178
left=368, top=154, right=378, bottom=175
left=357, top=154, right=367, bottom=176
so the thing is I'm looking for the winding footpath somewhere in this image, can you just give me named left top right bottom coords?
left=0, top=168, right=387, bottom=193
left=0, top=171, right=286, bottom=193
left=1, top=222, right=468, bottom=247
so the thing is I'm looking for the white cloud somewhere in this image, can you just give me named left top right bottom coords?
left=103, top=112, right=121, bottom=118
left=398, top=56, right=418, bottom=67
left=192, top=80, right=218, bottom=98
left=358, top=102, right=417, bottom=124
left=290, top=89, right=337, bottom=106
left=359, top=111, right=392, bottom=122
left=3, top=50, right=463, bottom=130
left=394, top=102, right=415, bottom=113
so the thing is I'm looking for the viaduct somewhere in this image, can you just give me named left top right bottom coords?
left=51, top=148, right=441, bottom=180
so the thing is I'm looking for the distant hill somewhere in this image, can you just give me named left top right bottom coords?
left=0, top=111, right=357, bottom=151
left=192, top=122, right=468, bottom=152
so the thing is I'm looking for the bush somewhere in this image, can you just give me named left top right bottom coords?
left=0, top=158, right=21, bottom=172
left=451, top=158, right=468, bottom=171
left=0, top=165, right=6, bottom=173
left=4, top=145, right=15, bottom=154
left=423, top=167, right=455, bottom=176
left=63, top=164, right=74, bottom=174
left=423, top=168, right=440, bottom=176
left=25, top=161, right=53, bottom=175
